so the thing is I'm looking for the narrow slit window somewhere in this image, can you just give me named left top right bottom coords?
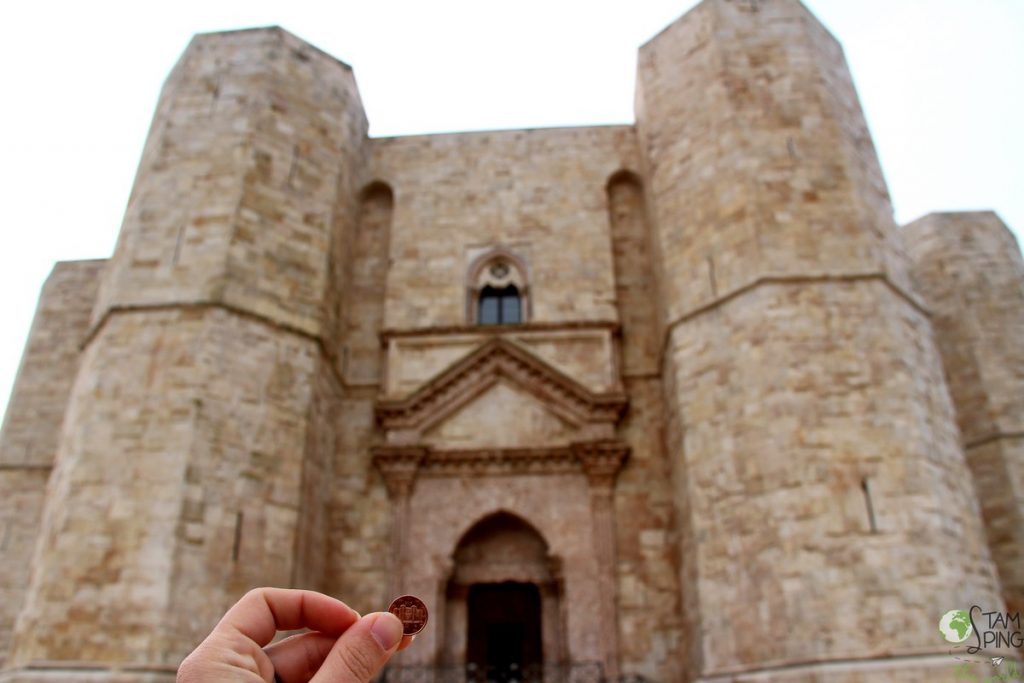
left=232, top=511, right=244, bottom=561
left=861, top=477, right=878, bottom=533
left=478, top=285, right=521, bottom=325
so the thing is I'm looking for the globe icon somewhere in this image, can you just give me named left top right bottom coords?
left=939, top=609, right=973, bottom=644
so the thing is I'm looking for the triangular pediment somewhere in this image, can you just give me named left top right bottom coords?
left=423, top=379, right=575, bottom=449
left=375, top=338, right=626, bottom=435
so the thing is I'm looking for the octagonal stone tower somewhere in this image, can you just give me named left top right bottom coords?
left=905, top=212, right=1024, bottom=620
left=4, top=27, right=368, bottom=680
left=635, top=1, right=1007, bottom=680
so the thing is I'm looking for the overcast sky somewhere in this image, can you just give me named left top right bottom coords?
left=1, top=0, right=1021, bottom=424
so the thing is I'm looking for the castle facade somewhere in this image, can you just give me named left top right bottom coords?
left=1, top=1, right=1022, bottom=681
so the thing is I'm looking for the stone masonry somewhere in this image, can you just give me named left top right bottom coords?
left=0, top=2, right=1021, bottom=682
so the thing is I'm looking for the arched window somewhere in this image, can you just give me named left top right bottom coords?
left=478, top=284, right=521, bottom=325
left=467, top=248, right=529, bottom=325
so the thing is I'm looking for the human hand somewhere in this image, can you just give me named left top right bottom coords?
left=177, top=588, right=414, bottom=683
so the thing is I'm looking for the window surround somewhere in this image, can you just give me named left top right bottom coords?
left=466, top=247, right=531, bottom=325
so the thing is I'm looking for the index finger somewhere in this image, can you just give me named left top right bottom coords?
left=214, top=588, right=360, bottom=647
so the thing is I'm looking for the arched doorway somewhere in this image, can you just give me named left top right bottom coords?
left=467, top=582, right=541, bottom=673
left=441, top=512, right=565, bottom=677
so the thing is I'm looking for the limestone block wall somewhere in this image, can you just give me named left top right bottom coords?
left=904, top=211, right=1024, bottom=618
left=635, top=0, right=912, bottom=326
left=663, top=280, right=1004, bottom=677
left=0, top=261, right=106, bottom=469
left=90, top=27, right=368, bottom=340
left=0, top=260, right=105, bottom=668
left=0, top=471, right=49, bottom=673
left=4, top=309, right=326, bottom=676
left=325, top=390, right=390, bottom=617
left=613, top=379, right=683, bottom=682
left=341, top=183, right=393, bottom=386
left=292, top=364, right=344, bottom=594
left=636, top=0, right=1006, bottom=679
left=605, top=167, right=682, bottom=680
left=323, top=178, right=392, bottom=617
left=3, top=26, right=369, bottom=680
left=607, top=172, right=660, bottom=377
left=371, top=126, right=637, bottom=330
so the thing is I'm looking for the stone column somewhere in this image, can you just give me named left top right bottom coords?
left=539, top=581, right=564, bottom=666
left=373, top=446, right=426, bottom=599
left=442, top=583, right=468, bottom=666
left=576, top=441, right=628, bottom=680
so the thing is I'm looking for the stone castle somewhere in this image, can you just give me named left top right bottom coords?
left=1, top=0, right=1022, bottom=681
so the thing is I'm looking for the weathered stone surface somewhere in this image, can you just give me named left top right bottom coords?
left=636, top=0, right=915, bottom=325
left=0, top=470, right=50, bottom=671
left=371, top=125, right=638, bottom=330
left=6, top=308, right=323, bottom=671
left=90, top=27, right=368, bottom=339
left=0, top=261, right=105, bottom=468
left=0, top=261, right=104, bottom=668
left=1, top=2, right=1020, bottom=682
left=636, top=0, right=1012, bottom=679
left=905, top=211, right=1024, bottom=618
left=4, top=27, right=363, bottom=678
left=663, top=280, right=1004, bottom=673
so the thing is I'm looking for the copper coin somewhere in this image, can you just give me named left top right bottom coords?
left=388, top=595, right=428, bottom=636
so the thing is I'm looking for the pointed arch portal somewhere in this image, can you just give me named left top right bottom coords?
left=441, top=512, right=565, bottom=674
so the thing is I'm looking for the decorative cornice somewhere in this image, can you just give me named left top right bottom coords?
left=80, top=302, right=374, bottom=394
left=0, top=463, right=53, bottom=472
left=375, top=337, right=627, bottom=433
left=83, top=301, right=323, bottom=353
left=380, top=319, right=621, bottom=343
left=370, top=440, right=631, bottom=481
left=421, top=446, right=579, bottom=477
left=963, top=430, right=1024, bottom=450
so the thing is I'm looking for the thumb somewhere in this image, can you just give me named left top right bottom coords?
left=311, top=612, right=404, bottom=683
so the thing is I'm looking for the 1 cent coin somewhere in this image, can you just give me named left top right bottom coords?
left=387, top=595, right=428, bottom=636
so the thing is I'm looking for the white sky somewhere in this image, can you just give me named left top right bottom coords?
left=1, top=0, right=1022, bottom=423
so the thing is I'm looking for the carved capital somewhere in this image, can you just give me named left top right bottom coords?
left=372, top=445, right=428, bottom=499
left=573, top=440, right=629, bottom=492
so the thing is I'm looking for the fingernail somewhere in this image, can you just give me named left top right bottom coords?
left=370, top=613, right=403, bottom=651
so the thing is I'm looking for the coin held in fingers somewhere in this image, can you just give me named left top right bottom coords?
left=387, top=595, right=428, bottom=636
